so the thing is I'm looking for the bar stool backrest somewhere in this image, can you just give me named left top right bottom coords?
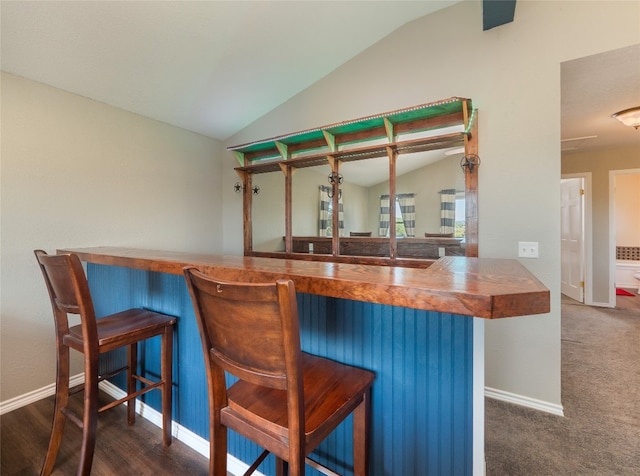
left=184, top=266, right=303, bottom=392
left=35, top=250, right=98, bottom=353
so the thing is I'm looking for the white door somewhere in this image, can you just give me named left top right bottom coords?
left=561, top=178, right=584, bottom=302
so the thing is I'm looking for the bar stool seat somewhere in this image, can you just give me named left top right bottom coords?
left=184, top=266, right=374, bottom=476
left=35, top=250, right=176, bottom=476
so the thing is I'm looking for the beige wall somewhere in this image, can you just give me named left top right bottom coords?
left=562, top=145, right=640, bottom=303
left=249, top=166, right=370, bottom=250
left=0, top=73, right=223, bottom=401
left=614, top=174, right=640, bottom=247
left=366, top=156, right=465, bottom=236
left=223, top=1, right=640, bottom=407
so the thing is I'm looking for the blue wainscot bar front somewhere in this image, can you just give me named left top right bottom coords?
left=63, top=247, right=549, bottom=476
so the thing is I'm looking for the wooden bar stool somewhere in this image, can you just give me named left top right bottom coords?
left=34, top=250, right=176, bottom=476
left=183, top=266, right=375, bottom=476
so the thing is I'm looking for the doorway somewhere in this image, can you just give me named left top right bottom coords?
left=560, top=45, right=639, bottom=308
left=610, top=169, right=640, bottom=309
left=561, top=174, right=591, bottom=304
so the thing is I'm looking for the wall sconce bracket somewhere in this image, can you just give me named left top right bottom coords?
left=328, top=172, right=343, bottom=185
left=234, top=182, right=260, bottom=195
left=460, top=154, right=481, bottom=173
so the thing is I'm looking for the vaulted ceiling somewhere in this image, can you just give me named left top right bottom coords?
left=2, top=1, right=638, bottom=152
left=1, top=1, right=462, bottom=141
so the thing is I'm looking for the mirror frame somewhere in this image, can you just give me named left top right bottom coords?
left=230, top=97, right=479, bottom=268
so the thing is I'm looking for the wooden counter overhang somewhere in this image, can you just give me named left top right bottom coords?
left=58, top=247, right=550, bottom=319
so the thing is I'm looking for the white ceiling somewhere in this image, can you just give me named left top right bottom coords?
left=561, top=44, right=640, bottom=153
left=2, top=1, right=638, bottom=154
left=0, top=0, right=461, bottom=141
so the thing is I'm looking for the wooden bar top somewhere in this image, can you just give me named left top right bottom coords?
left=59, top=247, right=550, bottom=319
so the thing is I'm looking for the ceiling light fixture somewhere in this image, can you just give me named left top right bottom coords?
left=612, top=106, right=640, bottom=129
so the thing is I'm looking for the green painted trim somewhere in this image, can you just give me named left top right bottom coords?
left=464, top=108, right=477, bottom=135
left=384, top=117, right=394, bottom=142
left=322, top=131, right=336, bottom=152
left=275, top=141, right=289, bottom=159
left=233, top=151, right=245, bottom=166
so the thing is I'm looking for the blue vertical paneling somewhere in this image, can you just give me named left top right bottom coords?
left=88, top=264, right=473, bottom=476
left=88, top=265, right=210, bottom=440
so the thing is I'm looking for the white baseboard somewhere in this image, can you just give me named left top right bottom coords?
left=99, top=380, right=261, bottom=476
left=485, top=386, right=564, bottom=417
left=0, top=373, right=85, bottom=415
left=615, top=281, right=640, bottom=289
left=588, top=300, right=615, bottom=308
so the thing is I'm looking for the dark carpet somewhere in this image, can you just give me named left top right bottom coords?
left=485, top=299, right=640, bottom=475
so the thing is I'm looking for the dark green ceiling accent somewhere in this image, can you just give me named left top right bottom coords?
left=483, top=0, right=516, bottom=31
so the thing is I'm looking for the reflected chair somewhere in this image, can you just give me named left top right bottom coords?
left=183, top=267, right=375, bottom=476
left=34, top=250, right=176, bottom=476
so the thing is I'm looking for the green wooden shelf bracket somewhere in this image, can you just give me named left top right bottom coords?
left=384, top=117, right=394, bottom=143
left=233, top=151, right=245, bottom=166
left=323, top=131, right=336, bottom=152
left=275, top=141, right=289, bottom=159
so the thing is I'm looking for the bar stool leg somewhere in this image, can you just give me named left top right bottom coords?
left=290, top=458, right=303, bottom=475
left=209, top=417, right=227, bottom=476
left=78, top=357, right=99, bottom=476
left=208, top=365, right=226, bottom=476
left=352, top=392, right=370, bottom=476
left=127, top=343, right=137, bottom=425
left=40, top=346, right=70, bottom=476
left=275, top=458, right=286, bottom=476
left=161, top=326, right=173, bottom=447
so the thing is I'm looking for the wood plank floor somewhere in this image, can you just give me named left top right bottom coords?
left=1, top=391, right=211, bottom=476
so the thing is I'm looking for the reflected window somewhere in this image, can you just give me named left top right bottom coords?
left=455, top=192, right=466, bottom=240
left=439, top=189, right=456, bottom=235
left=319, top=185, right=343, bottom=237
left=394, top=200, right=407, bottom=238
left=397, top=193, right=416, bottom=237
left=379, top=194, right=416, bottom=237
left=378, top=195, right=390, bottom=237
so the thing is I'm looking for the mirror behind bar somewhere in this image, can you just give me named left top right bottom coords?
left=230, top=97, right=479, bottom=268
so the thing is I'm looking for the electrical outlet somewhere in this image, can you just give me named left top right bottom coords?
left=518, top=241, right=539, bottom=258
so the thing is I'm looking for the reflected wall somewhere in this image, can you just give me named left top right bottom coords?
left=251, top=152, right=466, bottom=254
